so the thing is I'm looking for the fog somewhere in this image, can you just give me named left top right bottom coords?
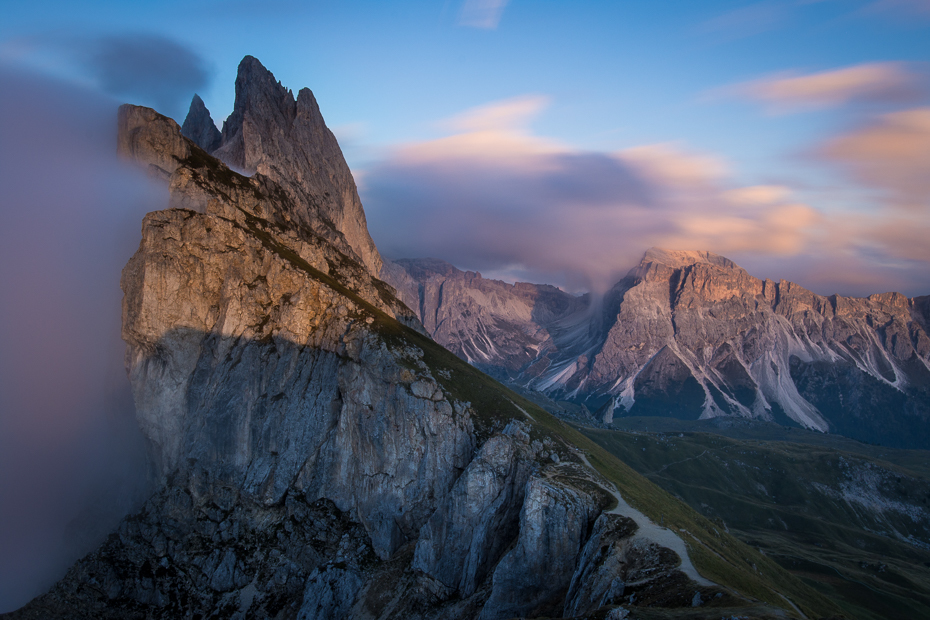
left=74, top=33, right=211, bottom=121
left=0, top=64, right=164, bottom=612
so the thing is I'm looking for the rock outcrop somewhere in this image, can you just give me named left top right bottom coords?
left=383, top=248, right=930, bottom=448
left=3, top=58, right=765, bottom=620
left=207, top=56, right=382, bottom=276
left=180, top=94, right=222, bottom=153
left=382, top=258, right=590, bottom=377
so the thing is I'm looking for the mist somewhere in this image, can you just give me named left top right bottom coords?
left=76, top=33, right=211, bottom=121
left=0, top=63, right=163, bottom=611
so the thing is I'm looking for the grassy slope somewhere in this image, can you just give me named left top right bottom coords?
left=377, top=323, right=845, bottom=618
left=232, top=201, right=844, bottom=619
left=581, top=427, right=930, bottom=620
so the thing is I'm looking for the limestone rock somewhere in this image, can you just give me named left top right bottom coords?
left=380, top=258, right=588, bottom=376
left=213, top=55, right=382, bottom=276
left=478, top=472, right=604, bottom=620
left=180, top=94, right=222, bottom=153
left=387, top=248, right=930, bottom=448
left=563, top=513, right=638, bottom=616
left=297, top=565, right=363, bottom=620
left=116, top=109, right=471, bottom=557
left=413, top=424, right=535, bottom=597
left=117, top=105, right=190, bottom=181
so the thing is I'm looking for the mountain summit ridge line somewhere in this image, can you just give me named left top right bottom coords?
left=382, top=247, right=930, bottom=448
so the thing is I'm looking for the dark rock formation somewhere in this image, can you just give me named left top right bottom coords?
left=180, top=94, right=222, bottom=153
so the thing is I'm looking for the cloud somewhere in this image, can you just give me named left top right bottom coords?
left=445, top=94, right=548, bottom=132
left=697, top=1, right=790, bottom=39
left=75, top=34, right=210, bottom=118
left=620, top=144, right=729, bottom=187
left=362, top=97, right=827, bottom=293
left=4, top=32, right=210, bottom=120
left=818, top=107, right=930, bottom=208
left=458, top=0, right=510, bottom=29
left=0, top=63, right=156, bottom=612
left=394, top=96, right=563, bottom=169
left=731, top=62, right=924, bottom=112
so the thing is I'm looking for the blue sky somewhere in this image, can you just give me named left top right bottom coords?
left=2, top=0, right=930, bottom=294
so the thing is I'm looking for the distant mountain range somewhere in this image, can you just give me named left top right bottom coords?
left=382, top=249, right=930, bottom=449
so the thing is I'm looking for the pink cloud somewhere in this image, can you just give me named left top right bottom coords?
left=819, top=107, right=930, bottom=208
left=732, top=62, right=924, bottom=112
left=362, top=97, right=836, bottom=293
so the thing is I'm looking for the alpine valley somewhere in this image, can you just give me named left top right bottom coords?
left=6, top=56, right=929, bottom=620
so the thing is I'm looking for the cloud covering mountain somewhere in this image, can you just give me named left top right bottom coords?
left=362, top=94, right=928, bottom=296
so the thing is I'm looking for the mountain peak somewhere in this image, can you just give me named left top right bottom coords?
left=208, top=55, right=382, bottom=275
left=180, top=94, right=222, bottom=153
left=641, top=247, right=739, bottom=271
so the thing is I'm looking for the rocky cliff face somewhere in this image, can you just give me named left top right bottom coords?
left=182, top=56, right=382, bottom=277
left=384, top=248, right=930, bottom=448
left=180, top=94, right=222, bottom=153
left=382, top=258, right=589, bottom=377
left=3, top=59, right=787, bottom=620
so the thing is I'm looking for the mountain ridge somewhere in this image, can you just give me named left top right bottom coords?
left=183, top=55, right=382, bottom=277
left=1, top=56, right=842, bottom=619
left=382, top=247, right=930, bottom=448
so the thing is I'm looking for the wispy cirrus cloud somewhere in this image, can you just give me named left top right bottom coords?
left=818, top=107, right=930, bottom=209
left=729, top=62, right=925, bottom=112
left=458, top=0, right=510, bottom=29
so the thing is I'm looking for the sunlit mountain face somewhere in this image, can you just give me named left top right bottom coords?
left=1, top=1, right=928, bottom=618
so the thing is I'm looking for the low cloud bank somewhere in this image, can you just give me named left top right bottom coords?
left=5, top=32, right=210, bottom=122
left=0, top=64, right=161, bottom=612
left=361, top=95, right=929, bottom=297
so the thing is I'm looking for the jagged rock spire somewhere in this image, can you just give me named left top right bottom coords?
left=180, top=94, right=222, bottom=153
left=212, top=55, right=382, bottom=275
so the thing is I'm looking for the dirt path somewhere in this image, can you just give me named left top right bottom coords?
left=576, top=452, right=714, bottom=586
left=510, top=402, right=714, bottom=586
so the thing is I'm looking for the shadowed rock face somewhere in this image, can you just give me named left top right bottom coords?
left=384, top=248, right=930, bottom=448
left=180, top=94, right=222, bottom=153
left=5, top=59, right=746, bottom=620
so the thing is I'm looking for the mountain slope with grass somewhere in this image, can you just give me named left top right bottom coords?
left=2, top=56, right=845, bottom=620
left=582, top=419, right=930, bottom=620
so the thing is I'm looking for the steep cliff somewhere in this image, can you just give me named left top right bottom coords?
left=184, top=56, right=382, bottom=277
left=384, top=248, right=930, bottom=448
left=180, top=94, right=222, bottom=153
left=382, top=258, right=589, bottom=377
left=3, top=58, right=840, bottom=619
